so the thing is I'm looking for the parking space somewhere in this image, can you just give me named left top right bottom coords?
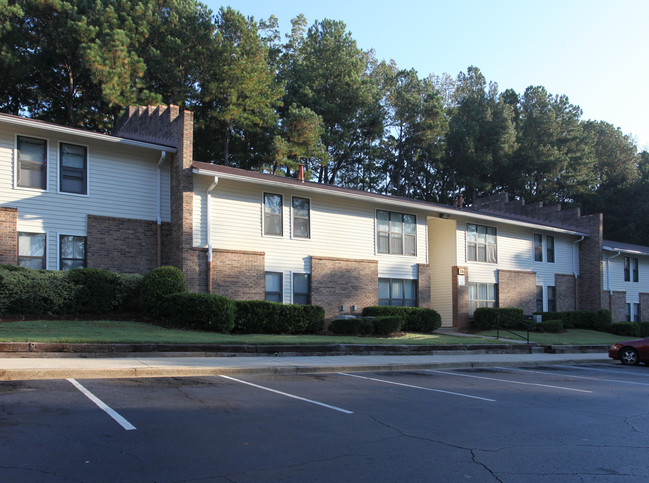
left=1, top=363, right=648, bottom=481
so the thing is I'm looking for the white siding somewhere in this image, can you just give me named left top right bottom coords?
left=0, top=123, right=170, bottom=268
left=193, top=176, right=429, bottom=304
left=428, top=217, right=456, bottom=327
left=604, top=253, right=648, bottom=303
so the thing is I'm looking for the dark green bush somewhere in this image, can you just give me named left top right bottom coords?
left=141, top=266, right=186, bottom=317
left=607, top=322, right=639, bottom=337
left=361, top=306, right=441, bottom=333
left=115, top=273, right=144, bottom=311
left=164, top=292, right=235, bottom=332
left=64, top=268, right=122, bottom=314
left=637, top=322, right=649, bottom=338
left=233, top=301, right=326, bottom=334
left=0, top=267, right=73, bottom=315
left=537, top=319, right=563, bottom=333
left=593, top=309, right=612, bottom=331
left=328, top=318, right=374, bottom=336
left=371, top=316, right=403, bottom=335
left=471, top=307, right=525, bottom=330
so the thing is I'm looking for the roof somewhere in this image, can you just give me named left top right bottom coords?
left=603, top=240, right=649, bottom=256
left=192, top=162, right=589, bottom=237
left=0, top=113, right=177, bottom=153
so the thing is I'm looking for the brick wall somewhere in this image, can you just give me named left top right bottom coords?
left=610, top=291, right=627, bottom=322
left=498, top=269, right=537, bottom=314
left=87, top=215, right=160, bottom=274
left=0, top=207, right=17, bottom=265
left=640, top=293, right=649, bottom=322
left=555, top=273, right=576, bottom=312
left=417, top=263, right=431, bottom=309
left=210, top=248, right=265, bottom=300
left=311, top=256, right=378, bottom=318
left=452, top=266, right=469, bottom=330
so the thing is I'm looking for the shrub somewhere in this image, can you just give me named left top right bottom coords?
left=361, top=306, right=441, bottom=333
left=637, top=322, right=649, bottom=338
left=0, top=267, right=73, bottom=315
left=537, top=310, right=612, bottom=331
left=328, top=318, right=374, bottom=336
left=64, top=268, right=122, bottom=314
left=371, top=316, right=403, bottom=336
left=593, top=309, right=612, bottom=331
left=164, top=292, right=235, bottom=332
left=141, top=266, right=187, bottom=317
left=537, top=319, right=563, bottom=333
left=115, top=273, right=144, bottom=311
left=471, top=307, right=525, bottom=330
left=607, top=322, right=639, bottom=337
left=233, top=301, right=326, bottom=334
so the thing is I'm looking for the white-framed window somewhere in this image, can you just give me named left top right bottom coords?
left=60, top=235, right=86, bottom=270
left=59, top=142, right=88, bottom=194
left=626, top=303, right=632, bottom=322
left=263, top=193, right=283, bottom=236
left=536, top=285, right=543, bottom=312
left=378, top=278, right=417, bottom=307
left=18, top=232, right=46, bottom=269
left=265, top=271, right=283, bottom=302
left=546, top=235, right=555, bottom=263
left=624, top=257, right=639, bottom=283
left=534, top=234, right=554, bottom=263
left=292, top=197, right=310, bottom=239
left=547, top=286, right=557, bottom=312
left=633, top=303, right=640, bottom=322
left=468, top=282, right=496, bottom=316
left=467, top=224, right=497, bottom=263
left=293, top=273, right=310, bottom=305
left=16, top=135, right=47, bottom=190
left=376, top=210, right=416, bottom=256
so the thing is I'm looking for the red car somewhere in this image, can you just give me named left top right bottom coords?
left=609, top=337, right=649, bottom=365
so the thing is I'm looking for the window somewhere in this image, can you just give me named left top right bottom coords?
left=626, top=303, right=631, bottom=322
left=18, top=232, right=46, bottom=269
left=536, top=286, right=543, bottom=313
left=546, top=236, right=555, bottom=263
left=547, top=286, right=557, bottom=313
left=17, top=136, right=47, bottom=189
left=292, top=197, right=310, bottom=239
left=376, top=211, right=416, bottom=255
left=469, top=282, right=497, bottom=316
left=264, top=193, right=283, bottom=236
left=467, top=224, right=497, bottom=263
left=293, top=273, right=310, bottom=305
left=633, top=303, right=640, bottom=322
left=624, top=257, right=638, bottom=282
left=534, top=234, right=543, bottom=262
left=60, top=143, right=87, bottom=194
left=265, top=272, right=282, bottom=302
left=60, top=235, right=86, bottom=270
left=379, top=278, right=417, bottom=307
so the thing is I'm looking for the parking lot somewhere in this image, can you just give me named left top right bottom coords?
left=1, top=363, right=647, bottom=482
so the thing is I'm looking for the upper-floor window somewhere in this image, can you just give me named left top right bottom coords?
left=546, top=236, right=555, bottom=263
left=534, top=234, right=543, bottom=262
left=379, top=278, right=417, bottom=307
left=292, top=197, right=310, bottom=239
left=467, top=224, right=497, bottom=263
left=377, top=210, right=416, bottom=255
left=18, top=232, right=46, bottom=269
left=624, top=256, right=639, bottom=282
left=60, top=235, right=86, bottom=270
left=60, top=143, right=87, bottom=194
left=263, top=193, right=283, bottom=236
left=17, top=136, right=47, bottom=190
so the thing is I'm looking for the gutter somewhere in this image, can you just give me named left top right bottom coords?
left=156, top=151, right=166, bottom=266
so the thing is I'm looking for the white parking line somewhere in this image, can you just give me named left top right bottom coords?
left=219, top=375, right=353, bottom=414
left=502, top=366, right=649, bottom=387
left=68, top=379, right=136, bottom=431
left=338, top=373, right=496, bottom=402
left=556, top=364, right=649, bottom=377
left=426, top=370, right=592, bottom=393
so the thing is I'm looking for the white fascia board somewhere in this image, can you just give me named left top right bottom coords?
left=603, top=245, right=649, bottom=256
left=0, top=115, right=177, bottom=153
left=192, top=168, right=588, bottom=237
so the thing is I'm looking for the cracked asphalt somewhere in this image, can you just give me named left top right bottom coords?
left=1, top=362, right=648, bottom=482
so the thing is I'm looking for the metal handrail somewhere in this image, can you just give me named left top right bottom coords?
left=494, top=310, right=534, bottom=344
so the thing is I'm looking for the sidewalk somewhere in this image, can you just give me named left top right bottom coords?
left=0, top=351, right=612, bottom=381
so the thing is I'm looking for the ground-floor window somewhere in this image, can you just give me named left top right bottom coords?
left=293, top=273, right=310, bottom=305
left=628, top=302, right=641, bottom=322
left=379, top=278, right=417, bottom=307
left=536, top=286, right=543, bottom=313
left=265, top=272, right=283, bottom=303
left=18, top=232, right=46, bottom=269
left=469, top=282, right=496, bottom=316
left=547, top=286, right=557, bottom=312
left=60, top=235, right=86, bottom=270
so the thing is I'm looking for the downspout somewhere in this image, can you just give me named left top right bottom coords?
left=572, top=236, right=584, bottom=310
left=156, top=151, right=166, bottom=267
left=206, top=176, right=219, bottom=293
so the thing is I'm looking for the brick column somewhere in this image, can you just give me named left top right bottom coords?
left=640, top=293, right=649, bottom=322
left=417, top=263, right=431, bottom=309
left=555, top=273, right=577, bottom=311
left=610, top=291, right=627, bottom=322
left=0, top=207, right=17, bottom=265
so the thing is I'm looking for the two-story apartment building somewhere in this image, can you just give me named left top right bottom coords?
left=1, top=105, right=647, bottom=328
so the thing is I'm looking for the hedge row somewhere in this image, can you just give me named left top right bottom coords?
left=361, top=306, right=441, bottom=333
left=470, top=308, right=526, bottom=330
left=607, top=321, right=649, bottom=338
left=329, top=316, right=403, bottom=336
left=536, top=309, right=612, bottom=331
left=0, top=265, right=142, bottom=316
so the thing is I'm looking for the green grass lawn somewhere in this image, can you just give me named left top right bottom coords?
left=478, top=329, right=620, bottom=345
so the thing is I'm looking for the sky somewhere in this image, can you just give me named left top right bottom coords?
left=205, top=0, right=649, bottom=151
